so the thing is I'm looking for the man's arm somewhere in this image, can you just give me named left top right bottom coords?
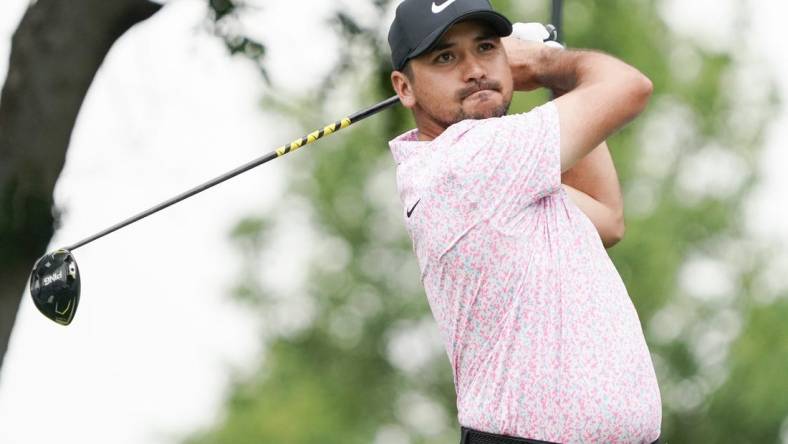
left=501, top=40, right=653, bottom=172
left=501, top=40, right=647, bottom=247
left=561, top=141, right=626, bottom=248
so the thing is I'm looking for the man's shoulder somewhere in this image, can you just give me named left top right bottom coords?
left=451, top=101, right=558, bottom=142
left=499, top=101, right=557, bottom=125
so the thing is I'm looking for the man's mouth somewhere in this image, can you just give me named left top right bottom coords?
left=466, top=89, right=494, bottom=100
left=458, top=81, right=502, bottom=101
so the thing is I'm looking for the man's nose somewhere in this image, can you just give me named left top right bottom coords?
left=461, top=54, right=487, bottom=82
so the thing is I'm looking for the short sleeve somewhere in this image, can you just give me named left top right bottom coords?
left=450, top=101, right=562, bottom=219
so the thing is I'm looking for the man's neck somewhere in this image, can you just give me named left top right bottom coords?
left=414, top=111, right=447, bottom=142
left=417, top=130, right=437, bottom=142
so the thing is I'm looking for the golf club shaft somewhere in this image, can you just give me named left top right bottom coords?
left=551, top=0, right=564, bottom=101
left=65, top=95, right=402, bottom=252
left=551, top=0, right=564, bottom=42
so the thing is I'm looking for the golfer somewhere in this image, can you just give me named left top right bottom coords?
left=387, top=1, right=661, bottom=443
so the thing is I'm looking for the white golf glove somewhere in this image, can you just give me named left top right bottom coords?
left=511, top=22, right=565, bottom=49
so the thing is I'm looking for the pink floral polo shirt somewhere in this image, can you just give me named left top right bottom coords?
left=388, top=101, right=662, bottom=443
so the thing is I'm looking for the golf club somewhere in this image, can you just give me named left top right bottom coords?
left=29, top=95, right=400, bottom=325
left=29, top=24, right=562, bottom=326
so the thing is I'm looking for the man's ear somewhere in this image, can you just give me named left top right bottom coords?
left=391, top=70, right=416, bottom=109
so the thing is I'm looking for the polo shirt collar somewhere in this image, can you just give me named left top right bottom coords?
left=389, top=119, right=480, bottom=164
left=389, top=128, right=427, bottom=164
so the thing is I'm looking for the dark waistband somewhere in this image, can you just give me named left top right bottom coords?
left=460, top=426, right=660, bottom=444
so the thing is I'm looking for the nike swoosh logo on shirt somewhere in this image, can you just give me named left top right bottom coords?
left=431, top=0, right=458, bottom=14
left=407, top=199, right=421, bottom=218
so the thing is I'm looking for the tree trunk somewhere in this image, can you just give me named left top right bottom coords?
left=0, top=0, right=162, bottom=372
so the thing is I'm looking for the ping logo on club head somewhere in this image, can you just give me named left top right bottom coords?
left=43, top=270, right=64, bottom=287
left=432, top=0, right=458, bottom=14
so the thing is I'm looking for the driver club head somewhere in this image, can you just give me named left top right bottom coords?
left=29, top=249, right=81, bottom=325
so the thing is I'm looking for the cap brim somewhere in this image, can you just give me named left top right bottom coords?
left=402, top=10, right=512, bottom=70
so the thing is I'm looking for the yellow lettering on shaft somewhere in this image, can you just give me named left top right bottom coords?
left=276, top=120, right=350, bottom=157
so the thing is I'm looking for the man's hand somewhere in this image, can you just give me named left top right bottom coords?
left=501, top=23, right=565, bottom=92
left=501, top=37, right=553, bottom=92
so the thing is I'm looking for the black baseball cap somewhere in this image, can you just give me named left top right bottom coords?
left=388, top=0, right=513, bottom=71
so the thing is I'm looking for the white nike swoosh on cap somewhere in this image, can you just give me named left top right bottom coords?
left=432, top=0, right=458, bottom=14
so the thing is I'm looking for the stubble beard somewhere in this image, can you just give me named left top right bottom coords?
left=426, top=79, right=512, bottom=128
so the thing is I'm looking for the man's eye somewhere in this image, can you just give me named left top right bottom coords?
left=435, top=52, right=454, bottom=63
left=479, top=42, right=495, bottom=51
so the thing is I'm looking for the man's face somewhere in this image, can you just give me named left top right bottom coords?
left=393, top=20, right=514, bottom=130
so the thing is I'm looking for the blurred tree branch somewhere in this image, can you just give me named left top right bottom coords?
left=0, top=0, right=162, bottom=372
left=206, top=0, right=269, bottom=83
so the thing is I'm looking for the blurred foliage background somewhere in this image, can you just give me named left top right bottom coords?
left=185, top=0, right=785, bottom=443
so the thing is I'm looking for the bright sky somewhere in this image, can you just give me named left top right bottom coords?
left=0, top=1, right=786, bottom=443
